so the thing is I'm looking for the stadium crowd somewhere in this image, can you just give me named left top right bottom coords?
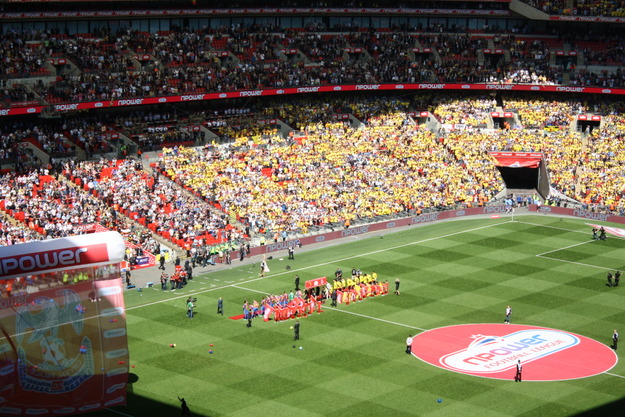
left=2, top=90, right=625, bottom=254
left=66, top=158, right=242, bottom=247
left=0, top=215, right=41, bottom=246
left=0, top=126, right=43, bottom=172
left=576, top=110, right=625, bottom=211
left=2, top=23, right=625, bottom=111
left=522, top=0, right=625, bottom=16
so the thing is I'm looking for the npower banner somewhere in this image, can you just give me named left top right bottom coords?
left=2, top=84, right=625, bottom=116
left=0, top=232, right=128, bottom=416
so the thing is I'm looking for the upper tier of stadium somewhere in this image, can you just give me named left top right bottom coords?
left=1, top=26, right=624, bottom=110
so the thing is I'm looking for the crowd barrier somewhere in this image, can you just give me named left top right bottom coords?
left=530, top=204, right=625, bottom=224
left=245, top=204, right=625, bottom=259
left=248, top=205, right=511, bottom=258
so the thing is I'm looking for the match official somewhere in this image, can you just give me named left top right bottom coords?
left=505, top=305, right=512, bottom=324
left=406, top=335, right=413, bottom=354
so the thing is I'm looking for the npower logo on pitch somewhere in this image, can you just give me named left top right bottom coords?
left=440, top=329, right=579, bottom=373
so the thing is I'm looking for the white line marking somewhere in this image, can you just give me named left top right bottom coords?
left=514, top=220, right=589, bottom=235
left=516, top=220, right=623, bottom=270
left=516, top=220, right=625, bottom=240
left=325, top=307, right=427, bottom=331
left=536, top=240, right=594, bottom=257
left=537, top=255, right=615, bottom=271
left=604, top=372, right=625, bottom=379
left=105, top=408, right=135, bottom=417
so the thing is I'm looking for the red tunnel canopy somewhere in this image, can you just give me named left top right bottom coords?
left=489, top=152, right=543, bottom=168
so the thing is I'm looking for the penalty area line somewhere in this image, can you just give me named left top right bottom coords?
left=535, top=240, right=595, bottom=257
left=105, top=408, right=135, bottom=417
left=516, top=220, right=625, bottom=241
left=536, top=255, right=615, bottom=271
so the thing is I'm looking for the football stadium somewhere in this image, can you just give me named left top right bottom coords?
left=1, top=0, right=625, bottom=416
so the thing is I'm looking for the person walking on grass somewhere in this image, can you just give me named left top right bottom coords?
left=259, top=255, right=270, bottom=277
left=217, top=297, right=224, bottom=315
left=505, top=305, right=512, bottom=324
left=293, top=320, right=300, bottom=341
left=186, top=297, right=194, bottom=319
left=394, top=278, right=401, bottom=295
left=515, top=360, right=522, bottom=382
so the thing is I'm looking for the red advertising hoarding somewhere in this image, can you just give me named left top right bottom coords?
left=2, top=83, right=625, bottom=117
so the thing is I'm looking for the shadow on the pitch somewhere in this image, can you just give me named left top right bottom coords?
left=572, top=397, right=625, bottom=417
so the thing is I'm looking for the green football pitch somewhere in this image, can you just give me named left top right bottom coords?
left=101, top=214, right=625, bottom=417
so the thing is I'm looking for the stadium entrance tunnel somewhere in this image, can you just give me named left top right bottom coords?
left=489, top=152, right=549, bottom=198
left=497, top=166, right=538, bottom=189
left=492, top=114, right=516, bottom=130
left=577, top=119, right=601, bottom=133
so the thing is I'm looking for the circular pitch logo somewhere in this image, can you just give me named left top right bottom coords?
left=411, top=324, right=617, bottom=381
